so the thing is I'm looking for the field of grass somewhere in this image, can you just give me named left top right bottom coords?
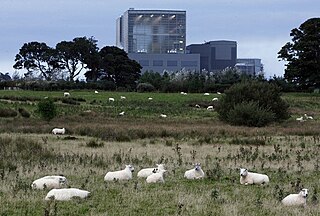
left=0, top=90, right=320, bottom=215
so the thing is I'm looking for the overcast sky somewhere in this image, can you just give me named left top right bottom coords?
left=0, top=0, right=319, bottom=79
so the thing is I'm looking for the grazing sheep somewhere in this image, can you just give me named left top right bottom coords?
left=160, top=114, right=167, bottom=118
left=304, top=114, right=313, bottom=120
left=195, top=104, right=200, bottom=108
left=63, top=92, right=70, bottom=97
left=296, top=116, right=304, bottom=122
left=180, top=92, right=187, bottom=95
left=108, top=97, right=115, bottom=102
left=119, top=111, right=125, bottom=116
left=45, top=188, right=90, bottom=201
left=137, top=164, right=165, bottom=178
left=148, top=97, right=153, bottom=100
left=239, top=168, right=269, bottom=185
left=120, top=96, right=126, bottom=100
left=217, top=92, right=221, bottom=95
left=94, top=90, right=99, bottom=94
left=52, top=128, right=65, bottom=135
left=204, top=93, right=210, bottom=96
left=282, top=189, right=308, bottom=207
left=207, top=106, right=214, bottom=110
left=31, top=175, right=67, bottom=190
left=104, top=165, right=135, bottom=181
left=146, top=169, right=167, bottom=183
left=212, top=97, right=219, bottom=101
left=184, top=163, right=205, bottom=180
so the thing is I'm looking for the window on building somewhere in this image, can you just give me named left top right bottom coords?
left=167, top=60, right=178, bottom=66
left=153, top=60, right=163, bottom=66
left=181, top=61, right=198, bottom=67
left=139, top=60, right=149, bottom=66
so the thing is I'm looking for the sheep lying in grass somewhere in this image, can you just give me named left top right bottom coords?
left=31, top=175, right=67, bottom=190
left=239, top=168, right=269, bottom=185
left=120, top=96, right=126, bottom=100
left=207, top=106, right=214, bottom=110
left=45, top=188, right=90, bottom=201
left=94, top=90, right=99, bottom=94
left=184, top=163, right=205, bottom=180
left=108, top=97, right=115, bottom=102
left=212, top=97, right=219, bottom=101
left=282, top=189, right=308, bottom=207
left=52, top=128, right=65, bottom=135
left=104, top=165, right=135, bottom=181
left=148, top=97, right=153, bottom=100
left=64, top=92, right=70, bottom=97
left=146, top=169, right=166, bottom=183
left=137, top=164, right=165, bottom=178
left=160, top=114, right=167, bottom=118
left=119, top=111, right=125, bottom=116
left=204, top=93, right=210, bottom=96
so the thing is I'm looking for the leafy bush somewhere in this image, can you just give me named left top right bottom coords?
left=216, top=81, right=290, bottom=127
left=37, top=98, right=57, bottom=121
left=0, top=108, right=18, bottom=118
left=18, top=108, right=31, bottom=118
left=136, top=82, right=155, bottom=92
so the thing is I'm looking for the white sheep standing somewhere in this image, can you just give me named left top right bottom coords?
left=52, top=128, right=65, bottom=135
left=282, top=189, right=308, bottom=207
left=160, top=114, right=167, bottom=118
left=104, top=165, right=135, bottom=181
left=146, top=169, right=167, bottom=183
left=45, top=188, right=90, bottom=201
left=137, top=164, right=165, bottom=178
left=63, top=92, right=70, bottom=97
left=120, top=96, right=126, bottom=100
left=94, top=90, right=99, bottom=94
left=31, top=175, right=67, bottom=190
left=239, top=168, right=269, bottom=185
left=184, top=163, right=205, bottom=180
left=108, top=97, right=115, bottom=102
left=119, top=111, right=125, bottom=116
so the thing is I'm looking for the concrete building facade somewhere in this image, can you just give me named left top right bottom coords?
left=235, top=58, right=263, bottom=76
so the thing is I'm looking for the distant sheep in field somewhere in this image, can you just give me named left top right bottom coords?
left=45, top=188, right=90, bottom=201
left=137, top=164, right=165, bottom=178
left=217, top=92, right=221, bottom=95
left=31, top=175, right=67, bottom=190
left=52, top=128, right=65, bottom=135
left=120, top=96, right=126, bottom=100
left=104, top=165, right=135, bottom=181
left=63, top=92, right=70, bottom=97
left=304, top=113, right=313, bottom=120
left=180, top=92, right=187, bottom=95
left=195, top=104, right=200, bottom=108
left=239, top=168, right=269, bottom=185
left=146, top=169, right=167, bottom=183
left=212, top=97, right=219, bottom=101
left=119, top=111, right=125, bottom=116
left=160, top=114, right=167, bottom=118
left=296, top=116, right=304, bottom=122
left=184, top=163, right=205, bottom=180
left=148, top=97, right=153, bottom=100
left=207, top=106, right=214, bottom=110
left=108, top=97, right=115, bottom=102
left=282, top=189, right=308, bottom=207
left=204, top=93, right=210, bottom=96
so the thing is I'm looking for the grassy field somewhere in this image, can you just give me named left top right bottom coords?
left=0, top=90, right=320, bottom=215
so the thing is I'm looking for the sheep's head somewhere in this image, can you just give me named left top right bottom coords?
left=59, top=177, right=68, bottom=185
left=240, top=168, right=248, bottom=177
left=126, top=165, right=135, bottom=172
left=194, top=163, right=201, bottom=171
left=300, top=188, right=308, bottom=198
left=152, top=168, right=159, bottom=173
left=156, top=164, right=165, bottom=170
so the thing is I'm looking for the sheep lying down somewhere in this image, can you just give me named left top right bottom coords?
left=31, top=175, right=67, bottom=190
left=45, top=188, right=90, bottom=201
left=137, top=164, right=165, bottom=178
left=240, top=168, right=269, bottom=185
left=282, top=189, right=308, bottom=207
left=104, top=165, right=135, bottom=181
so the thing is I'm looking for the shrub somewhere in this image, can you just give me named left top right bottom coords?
left=37, top=98, right=57, bottom=121
left=0, top=108, right=18, bottom=118
left=136, top=82, right=155, bottom=92
left=61, top=98, right=80, bottom=105
left=216, top=81, right=290, bottom=127
left=18, top=108, right=31, bottom=118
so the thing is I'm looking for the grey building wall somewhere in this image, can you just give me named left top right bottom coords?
left=236, top=58, right=263, bottom=76
left=128, top=53, right=200, bottom=73
left=186, top=40, right=237, bottom=72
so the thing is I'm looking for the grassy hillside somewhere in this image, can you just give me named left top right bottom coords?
left=0, top=90, right=319, bottom=215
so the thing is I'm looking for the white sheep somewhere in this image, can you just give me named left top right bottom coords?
left=119, top=111, right=125, bottom=116
left=120, top=96, right=126, bottom=100
left=212, top=97, right=219, bottom=101
left=204, top=93, right=210, bottom=96
left=207, top=106, right=214, bottom=110
left=282, top=189, right=308, bottom=207
left=160, top=114, right=167, bottom=118
left=104, top=165, right=135, bottom=181
left=31, top=175, right=67, bottom=190
left=108, top=97, right=115, bottom=102
left=52, top=128, right=65, bottom=135
left=146, top=169, right=167, bottom=183
left=137, top=164, right=165, bottom=178
left=239, top=168, right=269, bottom=185
left=63, top=92, right=70, bottom=97
left=94, top=90, right=99, bottom=94
left=180, top=92, right=187, bottom=95
left=148, top=97, right=153, bottom=100
left=304, top=114, right=313, bottom=120
left=217, top=92, right=221, bottom=95
left=296, top=116, right=305, bottom=122
left=184, top=163, right=205, bottom=180
left=45, top=188, right=90, bottom=201
left=195, top=104, right=200, bottom=108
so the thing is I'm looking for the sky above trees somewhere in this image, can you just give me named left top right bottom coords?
left=0, top=0, right=319, bottom=79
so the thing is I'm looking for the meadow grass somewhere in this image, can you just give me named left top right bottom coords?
left=0, top=90, right=319, bottom=215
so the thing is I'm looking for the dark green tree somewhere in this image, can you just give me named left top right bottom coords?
left=56, top=37, right=99, bottom=81
left=278, top=18, right=320, bottom=90
left=13, top=42, right=62, bottom=80
left=37, top=98, right=57, bottom=121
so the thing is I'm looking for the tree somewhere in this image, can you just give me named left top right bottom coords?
left=278, top=18, right=320, bottom=90
left=95, top=46, right=142, bottom=89
left=56, top=37, right=99, bottom=81
left=13, top=42, right=62, bottom=81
